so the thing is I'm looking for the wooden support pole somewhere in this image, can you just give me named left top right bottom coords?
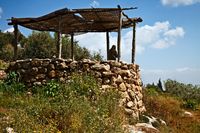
left=13, top=24, right=18, bottom=60
left=57, top=32, right=62, bottom=59
left=117, top=7, right=122, bottom=62
left=132, top=22, right=136, bottom=64
left=57, top=17, right=62, bottom=59
left=71, top=34, right=74, bottom=60
left=106, top=32, right=110, bottom=60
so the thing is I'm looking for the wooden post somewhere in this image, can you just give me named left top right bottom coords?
left=13, top=24, right=18, bottom=60
left=117, top=7, right=122, bottom=62
left=57, top=32, right=62, bottom=59
left=71, top=34, right=74, bottom=60
left=57, top=17, right=62, bottom=59
left=106, top=32, right=110, bottom=60
left=132, top=22, right=136, bottom=64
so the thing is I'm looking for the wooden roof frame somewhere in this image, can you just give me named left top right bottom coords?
left=8, top=6, right=143, bottom=63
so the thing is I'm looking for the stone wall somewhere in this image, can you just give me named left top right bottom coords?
left=7, top=58, right=146, bottom=118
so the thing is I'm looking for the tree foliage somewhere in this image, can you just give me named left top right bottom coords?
left=0, top=30, right=103, bottom=61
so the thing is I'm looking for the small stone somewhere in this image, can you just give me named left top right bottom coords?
left=117, top=70, right=131, bottom=77
left=31, top=67, right=38, bottom=74
left=103, top=78, right=110, bottom=84
left=139, top=106, right=146, bottom=113
left=121, top=64, right=128, bottom=70
left=31, top=59, right=42, bottom=67
left=69, top=61, right=77, bottom=69
left=115, top=75, right=123, bottom=85
left=33, top=82, right=42, bottom=86
left=119, top=98, right=126, bottom=106
left=38, top=67, right=47, bottom=73
left=137, top=100, right=143, bottom=108
left=59, top=77, right=65, bottom=82
left=48, top=64, right=55, bottom=70
left=91, top=64, right=110, bottom=71
left=21, top=62, right=30, bottom=69
left=119, top=82, right=127, bottom=92
left=119, top=91, right=129, bottom=99
left=127, top=101, right=134, bottom=108
left=36, top=74, right=46, bottom=79
left=128, top=89, right=135, bottom=99
left=102, top=71, right=115, bottom=77
left=109, top=60, right=121, bottom=67
left=125, top=108, right=133, bottom=115
left=83, top=64, right=90, bottom=71
left=0, top=70, right=7, bottom=80
left=6, top=127, right=15, bottom=133
left=58, top=62, right=67, bottom=69
left=48, top=70, right=56, bottom=78
left=125, top=83, right=131, bottom=89
left=101, top=85, right=113, bottom=90
left=82, top=59, right=96, bottom=65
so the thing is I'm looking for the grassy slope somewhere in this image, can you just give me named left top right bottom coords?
left=143, top=84, right=200, bottom=133
left=0, top=74, right=126, bottom=133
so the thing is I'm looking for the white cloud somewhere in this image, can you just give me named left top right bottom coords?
left=4, top=27, right=14, bottom=33
left=135, top=21, right=185, bottom=49
left=75, top=21, right=184, bottom=63
left=141, top=67, right=200, bottom=85
left=0, top=7, right=3, bottom=19
left=90, top=0, right=100, bottom=7
left=161, top=0, right=200, bottom=7
left=176, top=67, right=190, bottom=72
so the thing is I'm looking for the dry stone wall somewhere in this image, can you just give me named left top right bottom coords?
left=7, top=58, right=146, bottom=118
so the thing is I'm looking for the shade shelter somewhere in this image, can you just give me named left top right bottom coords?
left=8, top=6, right=142, bottom=63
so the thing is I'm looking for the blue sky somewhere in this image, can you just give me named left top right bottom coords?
left=0, top=0, right=200, bottom=85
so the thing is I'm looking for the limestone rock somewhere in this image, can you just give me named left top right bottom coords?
left=117, top=70, right=131, bottom=77
left=36, top=74, right=45, bottom=79
left=83, top=64, right=90, bottom=71
left=91, top=64, right=110, bottom=71
left=82, top=59, right=96, bottom=65
left=125, top=108, right=133, bottom=115
left=48, top=64, right=55, bottom=70
left=58, top=62, right=67, bottom=69
left=6, top=127, right=16, bottom=133
left=48, top=70, right=56, bottom=78
left=115, top=75, right=123, bottom=85
left=183, top=111, right=193, bottom=118
left=127, top=101, right=134, bottom=108
left=119, top=82, right=127, bottom=92
left=135, top=123, right=159, bottom=133
left=109, top=60, right=121, bottom=67
left=0, top=70, right=7, bottom=80
left=102, top=71, right=115, bottom=77
left=31, top=67, right=38, bottom=74
left=69, top=61, right=77, bottom=69
left=127, top=89, right=135, bottom=99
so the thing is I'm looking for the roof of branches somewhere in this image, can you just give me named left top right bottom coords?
left=8, top=7, right=142, bottom=34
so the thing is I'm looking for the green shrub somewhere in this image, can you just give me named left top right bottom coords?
left=0, top=74, right=125, bottom=132
left=44, top=81, right=60, bottom=97
left=183, top=99, right=198, bottom=110
left=0, top=60, right=9, bottom=70
left=4, top=71, right=19, bottom=85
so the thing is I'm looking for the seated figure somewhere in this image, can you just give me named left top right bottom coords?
left=108, top=45, right=118, bottom=60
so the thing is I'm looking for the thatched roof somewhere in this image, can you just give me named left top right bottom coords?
left=8, top=7, right=142, bottom=34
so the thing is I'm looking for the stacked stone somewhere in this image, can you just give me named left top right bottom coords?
left=7, top=58, right=146, bottom=118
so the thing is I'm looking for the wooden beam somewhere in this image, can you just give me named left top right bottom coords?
left=106, top=32, right=110, bottom=60
left=57, top=17, right=62, bottom=59
left=13, top=24, right=18, bottom=60
left=117, top=6, right=122, bottom=62
left=71, top=34, right=74, bottom=60
left=132, top=22, right=136, bottom=64
left=56, top=32, right=62, bottom=59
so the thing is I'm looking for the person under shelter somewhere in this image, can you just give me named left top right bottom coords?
left=108, top=45, right=118, bottom=60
